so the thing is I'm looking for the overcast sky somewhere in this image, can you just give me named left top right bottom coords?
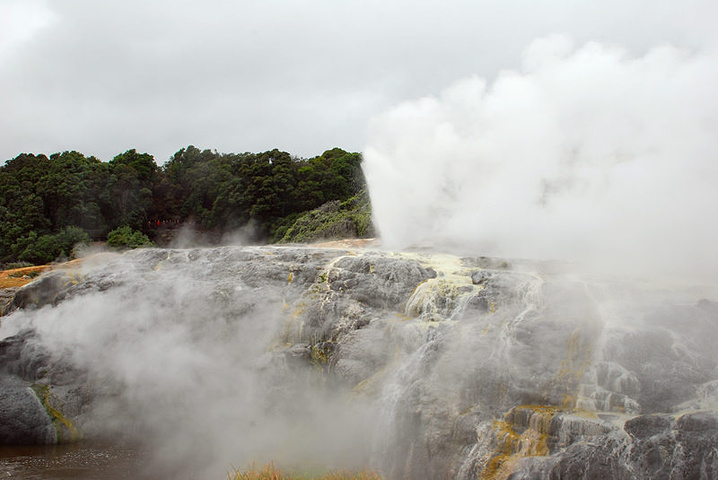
left=0, top=0, right=714, bottom=163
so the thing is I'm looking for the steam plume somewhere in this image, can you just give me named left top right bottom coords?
left=363, top=35, right=718, bottom=280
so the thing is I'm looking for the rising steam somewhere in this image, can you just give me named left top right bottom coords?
left=0, top=250, right=376, bottom=479
left=363, top=35, right=718, bottom=280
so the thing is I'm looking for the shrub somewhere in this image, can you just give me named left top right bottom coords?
left=277, top=190, right=375, bottom=244
left=18, top=226, right=90, bottom=264
left=106, top=225, right=154, bottom=249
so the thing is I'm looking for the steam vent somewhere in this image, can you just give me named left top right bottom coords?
left=2, top=245, right=718, bottom=479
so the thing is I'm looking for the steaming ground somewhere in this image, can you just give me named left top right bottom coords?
left=363, top=35, right=718, bottom=282
left=0, top=250, right=377, bottom=479
left=2, top=243, right=718, bottom=479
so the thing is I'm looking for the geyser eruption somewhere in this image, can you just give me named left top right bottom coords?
left=363, top=35, right=718, bottom=280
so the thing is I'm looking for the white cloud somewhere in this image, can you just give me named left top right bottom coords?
left=1, top=0, right=712, bottom=163
left=0, top=0, right=56, bottom=61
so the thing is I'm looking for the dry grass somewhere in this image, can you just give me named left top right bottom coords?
left=0, top=258, right=84, bottom=289
left=0, top=265, right=51, bottom=288
left=229, top=463, right=383, bottom=480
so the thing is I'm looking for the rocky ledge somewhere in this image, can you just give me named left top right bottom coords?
left=0, top=245, right=716, bottom=479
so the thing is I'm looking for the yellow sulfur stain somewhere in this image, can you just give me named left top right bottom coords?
left=31, top=385, right=81, bottom=443
left=480, top=405, right=557, bottom=480
left=61, top=271, right=85, bottom=288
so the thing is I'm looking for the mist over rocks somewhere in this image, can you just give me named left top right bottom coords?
left=0, top=376, right=56, bottom=445
left=0, top=245, right=717, bottom=478
left=0, top=328, right=86, bottom=445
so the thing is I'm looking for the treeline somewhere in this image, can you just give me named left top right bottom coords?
left=0, top=146, right=367, bottom=265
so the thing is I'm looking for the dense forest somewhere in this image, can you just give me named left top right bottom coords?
left=0, top=146, right=370, bottom=266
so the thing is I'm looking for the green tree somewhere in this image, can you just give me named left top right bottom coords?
left=161, top=146, right=231, bottom=226
left=108, top=149, right=159, bottom=231
left=34, top=151, right=110, bottom=234
left=18, top=226, right=91, bottom=264
left=1, top=145, right=369, bottom=263
left=232, top=149, right=299, bottom=238
left=0, top=154, right=53, bottom=261
left=109, top=149, right=157, bottom=184
left=293, top=148, right=366, bottom=211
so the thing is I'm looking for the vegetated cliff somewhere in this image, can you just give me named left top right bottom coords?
left=277, top=190, right=375, bottom=244
left=1, top=246, right=717, bottom=479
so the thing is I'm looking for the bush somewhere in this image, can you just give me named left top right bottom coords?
left=18, top=226, right=91, bottom=264
left=277, top=190, right=375, bottom=244
left=106, top=225, right=154, bottom=249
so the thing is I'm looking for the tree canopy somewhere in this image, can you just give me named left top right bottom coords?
left=0, top=146, right=369, bottom=265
